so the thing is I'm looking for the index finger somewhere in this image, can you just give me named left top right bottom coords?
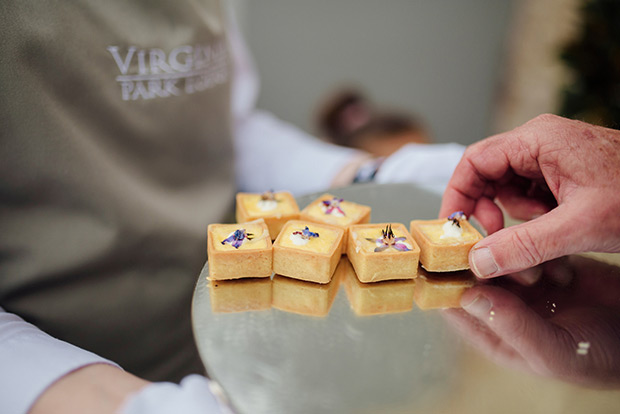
left=439, top=128, right=541, bottom=233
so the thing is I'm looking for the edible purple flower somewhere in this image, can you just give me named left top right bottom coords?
left=221, top=229, right=254, bottom=249
left=447, top=211, right=466, bottom=227
left=366, top=224, right=411, bottom=252
left=322, top=197, right=346, bottom=216
left=261, top=190, right=277, bottom=201
left=292, top=226, right=320, bottom=240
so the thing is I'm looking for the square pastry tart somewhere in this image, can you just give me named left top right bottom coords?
left=340, top=257, right=415, bottom=316
left=207, top=219, right=272, bottom=280
left=347, top=223, right=420, bottom=283
left=299, top=193, right=371, bottom=254
left=409, top=212, right=483, bottom=272
left=273, top=220, right=344, bottom=284
left=414, top=267, right=475, bottom=310
left=236, top=191, right=299, bottom=239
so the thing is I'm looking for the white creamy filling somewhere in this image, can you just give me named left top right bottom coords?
left=440, top=220, right=463, bottom=239
left=257, top=199, right=278, bottom=211
left=290, top=233, right=309, bottom=246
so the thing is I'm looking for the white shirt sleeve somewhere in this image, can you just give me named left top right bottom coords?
left=375, top=142, right=466, bottom=196
left=227, top=8, right=362, bottom=197
left=0, top=306, right=118, bottom=414
left=233, top=110, right=361, bottom=196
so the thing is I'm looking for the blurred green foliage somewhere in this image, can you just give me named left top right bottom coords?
left=558, top=0, right=620, bottom=128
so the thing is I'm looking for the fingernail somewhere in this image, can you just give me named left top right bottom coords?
left=461, top=294, right=492, bottom=318
left=470, top=247, right=499, bottom=278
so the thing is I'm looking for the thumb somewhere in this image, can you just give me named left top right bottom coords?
left=470, top=205, right=587, bottom=278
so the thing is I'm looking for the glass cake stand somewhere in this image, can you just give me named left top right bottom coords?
left=192, top=183, right=620, bottom=414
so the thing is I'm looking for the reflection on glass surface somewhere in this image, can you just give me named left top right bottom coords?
left=414, top=267, right=475, bottom=310
left=272, top=271, right=340, bottom=317
left=443, top=255, right=620, bottom=388
left=209, top=278, right=272, bottom=313
left=341, top=257, right=415, bottom=316
left=210, top=257, right=478, bottom=318
left=194, top=264, right=463, bottom=414
left=212, top=254, right=486, bottom=318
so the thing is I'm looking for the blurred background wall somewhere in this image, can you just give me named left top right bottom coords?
left=230, top=0, right=586, bottom=146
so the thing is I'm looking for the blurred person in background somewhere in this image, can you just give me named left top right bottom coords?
left=314, top=87, right=465, bottom=194
left=316, top=88, right=431, bottom=158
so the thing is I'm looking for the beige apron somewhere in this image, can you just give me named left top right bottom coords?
left=0, top=0, right=234, bottom=381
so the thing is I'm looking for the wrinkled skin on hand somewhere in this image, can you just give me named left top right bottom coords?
left=440, top=114, right=620, bottom=278
left=443, top=256, right=620, bottom=388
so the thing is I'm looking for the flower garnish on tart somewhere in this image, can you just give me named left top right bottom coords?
left=290, top=226, right=320, bottom=246
left=441, top=211, right=467, bottom=239
left=261, top=190, right=278, bottom=201
left=292, top=226, right=320, bottom=240
left=221, top=229, right=254, bottom=249
left=322, top=197, right=346, bottom=216
left=257, top=190, right=279, bottom=211
left=447, top=211, right=466, bottom=227
left=367, top=224, right=411, bottom=252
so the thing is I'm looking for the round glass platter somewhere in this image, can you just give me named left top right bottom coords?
left=192, top=183, right=620, bottom=414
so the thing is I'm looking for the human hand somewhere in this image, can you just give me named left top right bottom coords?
left=442, top=256, right=620, bottom=387
left=30, top=365, right=226, bottom=414
left=29, top=364, right=149, bottom=414
left=439, top=114, right=620, bottom=278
